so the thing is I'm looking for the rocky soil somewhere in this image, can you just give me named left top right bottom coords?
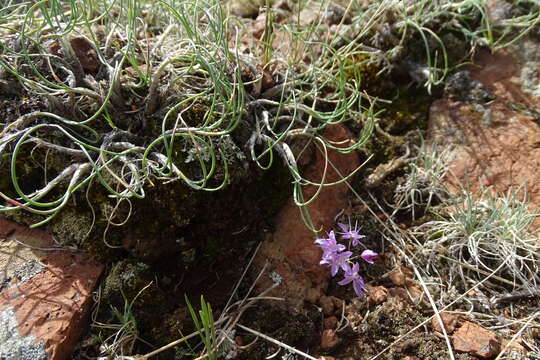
left=1, top=1, right=540, bottom=360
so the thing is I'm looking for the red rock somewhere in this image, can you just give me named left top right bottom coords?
left=407, top=284, right=424, bottom=303
left=486, top=0, right=513, bottom=26
left=368, top=286, right=388, bottom=305
left=387, top=287, right=413, bottom=305
left=323, top=316, right=338, bottom=330
left=430, top=99, right=540, bottom=208
left=305, top=287, right=322, bottom=304
left=0, top=217, right=103, bottom=360
left=320, top=329, right=341, bottom=351
left=319, top=295, right=334, bottom=316
left=273, top=0, right=290, bottom=12
left=261, top=69, right=274, bottom=91
left=345, top=305, right=363, bottom=329
left=452, top=321, right=501, bottom=358
left=251, top=13, right=268, bottom=39
left=431, top=312, right=461, bottom=334
left=389, top=266, right=414, bottom=287
left=500, top=338, right=526, bottom=355
left=47, top=37, right=99, bottom=74
left=69, top=37, right=99, bottom=73
left=253, top=125, right=360, bottom=308
left=330, top=296, right=344, bottom=312
left=428, top=47, right=540, bottom=227
left=298, top=8, right=319, bottom=26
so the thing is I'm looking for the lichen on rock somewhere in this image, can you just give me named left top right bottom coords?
left=0, top=307, right=47, bottom=360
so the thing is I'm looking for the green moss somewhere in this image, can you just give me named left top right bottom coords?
left=49, top=208, right=93, bottom=246
left=82, top=227, right=124, bottom=263
left=2, top=209, right=43, bottom=228
left=383, top=89, right=431, bottom=134
left=101, top=259, right=153, bottom=306
left=364, top=134, right=403, bottom=164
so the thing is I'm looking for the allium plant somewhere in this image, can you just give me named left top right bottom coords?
left=315, top=221, right=377, bottom=298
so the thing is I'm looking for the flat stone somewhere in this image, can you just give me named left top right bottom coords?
left=319, top=295, right=335, bottom=316
left=253, top=125, right=360, bottom=308
left=323, top=316, right=338, bottom=330
left=431, top=312, right=461, bottom=334
left=367, top=285, right=388, bottom=305
left=69, top=37, right=99, bottom=73
left=387, top=287, right=413, bottom=305
left=320, top=329, right=341, bottom=351
left=0, top=218, right=103, bottom=360
left=500, top=337, right=526, bottom=356
left=452, top=321, right=501, bottom=358
left=330, top=296, right=344, bottom=313
left=428, top=44, right=540, bottom=227
left=388, top=266, right=414, bottom=287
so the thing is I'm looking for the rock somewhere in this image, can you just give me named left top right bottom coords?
left=320, top=329, right=341, bottom=351
left=305, top=287, right=323, bottom=304
left=251, top=12, right=268, bottom=39
left=345, top=304, right=363, bottom=330
left=367, top=285, right=388, bottom=305
left=228, top=0, right=263, bottom=17
left=251, top=5, right=288, bottom=39
left=487, top=0, right=513, bottom=26
left=298, top=8, right=319, bottom=26
left=406, top=284, right=424, bottom=303
left=330, top=296, right=344, bottom=312
left=323, top=4, right=351, bottom=25
left=323, top=316, right=338, bottom=330
left=69, top=37, right=99, bottom=73
left=273, top=0, right=290, bottom=12
left=387, top=287, right=413, bottom=305
left=253, top=125, right=360, bottom=308
left=389, top=266, right=414, bottom=286
left=298, top=3, right=350, bottom=26
left=452, top=321, right=501, bottom=358
left=0, top=217, right=103, bottom=360
left=444, top=70, right=493, bottom=103
left=430, top=99, right=540, bottom=221
left=47, top=37, right=99, bottom=76
left=500, top=337, right=526, bottom=355
left=431, top=312, right=461, bottom=334
left=319, top=296, right=334, bottom=316
left=428, top=45, right=540, bottom=226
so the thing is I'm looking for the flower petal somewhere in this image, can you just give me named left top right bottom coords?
left=353, top=277, right=366, bottom=298
left=337, top=223, right=348, bottom=232
left=361, top=249, right=378, bottom=264
left=330, top=264, right=339, bottom=277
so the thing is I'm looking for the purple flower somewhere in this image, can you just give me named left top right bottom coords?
left=337, top=221, right=366, bottom=247
left=314, top=231, right=345, bottom=254
left=338, top=262, right=366, bottom=298
left=321, top=250, right=352, bottom=277
left=360, top=249, right=378, bottom=264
